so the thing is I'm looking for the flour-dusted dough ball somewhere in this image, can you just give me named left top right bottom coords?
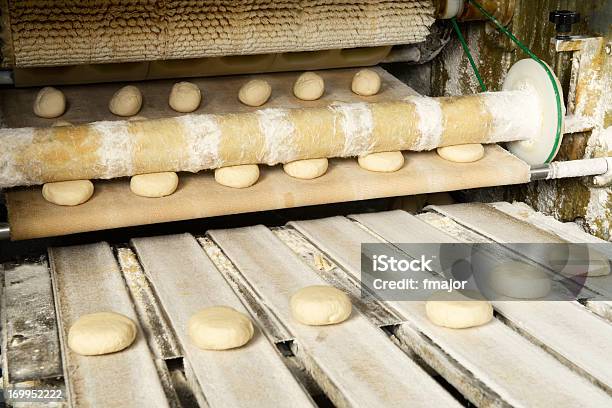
left=437, top=144, right=485, bottom=163
left=283, top=158, right=328, bottom=180
left=425, top=290, right=493, bottom=329
left=290, top=285, right=352, bottom=326
left=42, top=180, right=94, bottom=206
left=214, top=164, right=260, bottom=188
left=109, top=85, right=142, bottom=117
left=548, top=245, right=611, bottom=277
left=293, top=72, right=325, bottom=101
left=52, top=120, right=72, bottom=127
left=68, top=312, right=137, bottom=356
left=130, top=172, right=179, bottom=198
left=351, top=69, right=382, bottom=96
left=489, top=261, right=551, bottom=299
left=169, top=81, right=201, bottom=113
left=358, top=151, right=404, bottom=172
left=238, top=79, right=272, bottom=107
left=188, top=306, right=254, bottom=350
left=33, top=87, right=66, bottom=118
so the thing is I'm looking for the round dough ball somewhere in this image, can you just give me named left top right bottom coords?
left=109, top=85, right=142, bottom=117
left=68, top=312, right=137, bottom=356
left=238, top=79, right=272, bottom=107
left=33, top=87, right=66, bottom=118
left=437, top=144, right=484, bottom=163
left=548, top=246, right=611, bottom=277
left=425, top=290, right=493, bottom=329
left=290, top=285, right=352, bottom=326
left=169, top=82, right=201, bottom=113
left=358, top=151, right=404, bottom=172
left=130, top=172, right=179, bottom=198
left=293, top=72, right=325, bottom=101
left=42, top=180, right=94, bottom=206
left=188, top=306, right=254, bottom=350
left=351, top=69, right=382, bottom=96
left=489, top=261, right=551, bottom=299
left=283, top=158, right=328, bottom=179
left=214, top=165, right=260, bottom=188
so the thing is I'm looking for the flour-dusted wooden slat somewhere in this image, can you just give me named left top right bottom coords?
left=48, top=243, right=170, bottom=408
left=208, top=225, right=460, bottom=408
left=427, top=203, right=612, bottom=300
left=487, top=202, right=612, bottom=321
left=291, top=216, right=612, bottom=407
left=2, top=260, right=62, bottom=383
left=352, top=210, right=612, bottom=394
left=490, top=202, right=608, bottom=246
left=130, top=233, right=314, bottom=408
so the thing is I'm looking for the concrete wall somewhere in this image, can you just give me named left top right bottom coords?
left=431, top=0, right=611, bottom=239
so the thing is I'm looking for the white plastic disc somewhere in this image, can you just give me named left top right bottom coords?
left=502, top=59, right=565, bottom=166
left=438, top=0, right=464, bottom=19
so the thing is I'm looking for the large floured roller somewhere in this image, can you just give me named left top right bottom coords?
left=0, top=59, right=564, bottom=188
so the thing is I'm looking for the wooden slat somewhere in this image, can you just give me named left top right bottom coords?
left=352, top=210, right=612, bottom=394
left=427, top=203, right=612, bottom=300
left=208, top=225, right=460, bottom=408
left=2, top=260, right=62, bottom=383
left=130, top=233, right=313, bottom=408
left=48, top=243, right=170, bottom=408
left=486, top=202, right=612, bottom=321
left=291, top=216, right=612, bottom=407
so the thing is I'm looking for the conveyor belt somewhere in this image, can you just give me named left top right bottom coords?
left=2, top=203, right=611, bottom=407
left=6, top=145, right=529, bottom=240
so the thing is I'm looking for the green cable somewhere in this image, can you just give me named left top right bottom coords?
left=466, top=0, right=563, bottom=163
left=451, top=17, right=488, bottom=92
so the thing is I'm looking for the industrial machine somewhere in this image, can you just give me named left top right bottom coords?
left=0, top=0, right=610, bottom=407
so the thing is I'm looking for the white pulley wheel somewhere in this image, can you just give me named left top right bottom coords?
left=503, top=59, right=565, bottom=166
left=438, top=0, right=464, bottom=19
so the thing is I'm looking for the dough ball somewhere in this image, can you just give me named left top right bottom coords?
left=214, top=165, right=260, bottom=188
left=290, top=285, right=352, bottom=326
left=169, top=82, right=201, bottom=113
left=130, top=172, right=179, bottom=198
left=188, top=306, right=254, bottom=350
left=238, top=79, right=272, bottom=107
left=109, top=85, right=142, bottom=117
left=293, top=72, right=325, bottom=101
left=52, top=120, right=72, bottom=127
left=426, top=290, right=493, bottom=329
left=351, top=69, right=381, bottom=96
left=42, top=180, right=94, bottom=206
left=33, top=87, right=66, bottom=118
left=548, top=246, right=611, bottom=277
left=68, top=312, right=137, bottom=356
left=437, top=144, right=484, bottom=163
left=358, top=151, right=404, bottom=172
left=283, top=158, right=328, bottom=179
left=489, top=261, right=551, bottom=299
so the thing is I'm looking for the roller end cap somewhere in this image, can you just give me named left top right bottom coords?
left=503, top=59, right=565, bottom=166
